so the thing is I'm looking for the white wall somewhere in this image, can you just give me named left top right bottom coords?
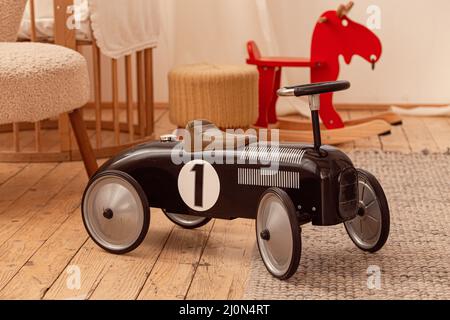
left=90, top=0, right=450, bottom=105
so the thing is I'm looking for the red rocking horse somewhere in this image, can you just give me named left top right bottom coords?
left=247, top=2, right=402, bottom=144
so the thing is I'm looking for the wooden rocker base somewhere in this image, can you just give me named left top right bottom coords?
left=256, top=120, right=392, bottom=145
left=278, top=111, right=402, bottom=131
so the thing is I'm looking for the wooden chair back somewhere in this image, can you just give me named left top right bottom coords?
left=0, top=0, right=155, bottom=166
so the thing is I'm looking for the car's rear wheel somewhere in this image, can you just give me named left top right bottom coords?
left=82, top=171, right=150, bottom=254
left=256, top=188, right=301, bottom=280
left=344, top=169, right=390, bottom=253
left=162, top=210, right=212, bottom=229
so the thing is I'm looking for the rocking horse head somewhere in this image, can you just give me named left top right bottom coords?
left=313, top=2, right=382, bottom=71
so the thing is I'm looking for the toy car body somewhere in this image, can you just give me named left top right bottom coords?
left=82, top=81, right=390, bottom=280
left=94, top=138, right=358, bottom=226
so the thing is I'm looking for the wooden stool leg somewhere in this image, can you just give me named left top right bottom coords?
left=69, top=109, right=98, bottom=177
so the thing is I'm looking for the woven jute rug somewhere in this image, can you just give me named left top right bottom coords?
left=244, top=151, right=450, bottom=300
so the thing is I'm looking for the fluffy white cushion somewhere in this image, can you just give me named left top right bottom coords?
left=0, top=42, right=90, bottom=124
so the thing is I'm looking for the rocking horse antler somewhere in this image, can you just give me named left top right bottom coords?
left=337, top=1, right=354, bottom=18
left=319, top=1, right=354, bottom=23
left=345, top=1, right=355, bottom=12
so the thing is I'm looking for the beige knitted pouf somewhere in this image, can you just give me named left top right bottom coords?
left=169, top=64, right=258, bottom=129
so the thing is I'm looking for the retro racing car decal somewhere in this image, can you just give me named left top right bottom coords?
left=177, top=160, right=221, bottom=212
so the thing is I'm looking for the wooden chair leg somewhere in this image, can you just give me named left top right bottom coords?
left=69, top=108, right=98, bottom=177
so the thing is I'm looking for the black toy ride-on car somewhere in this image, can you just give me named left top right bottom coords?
left=82, top=81, right=390, bottom=280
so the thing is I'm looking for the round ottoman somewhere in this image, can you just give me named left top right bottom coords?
left=169, top=64, right=258, bottom=129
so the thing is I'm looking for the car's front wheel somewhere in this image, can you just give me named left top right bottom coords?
left=344, top=169, right=390, bottom=253
left=256, top=188, right=301, bottom=280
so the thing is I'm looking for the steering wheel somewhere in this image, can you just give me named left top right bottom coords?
left=277, top=80, right=351, bottom=97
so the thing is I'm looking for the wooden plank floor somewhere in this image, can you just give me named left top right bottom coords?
left=0, top=110, right=449, bottom=300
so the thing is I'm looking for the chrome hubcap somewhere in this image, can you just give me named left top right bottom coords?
left=257, top=193, right=294, bottom=277
left=83, top=175, right=145, bottom=252
left=345, top=178, right=382, bottom=250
